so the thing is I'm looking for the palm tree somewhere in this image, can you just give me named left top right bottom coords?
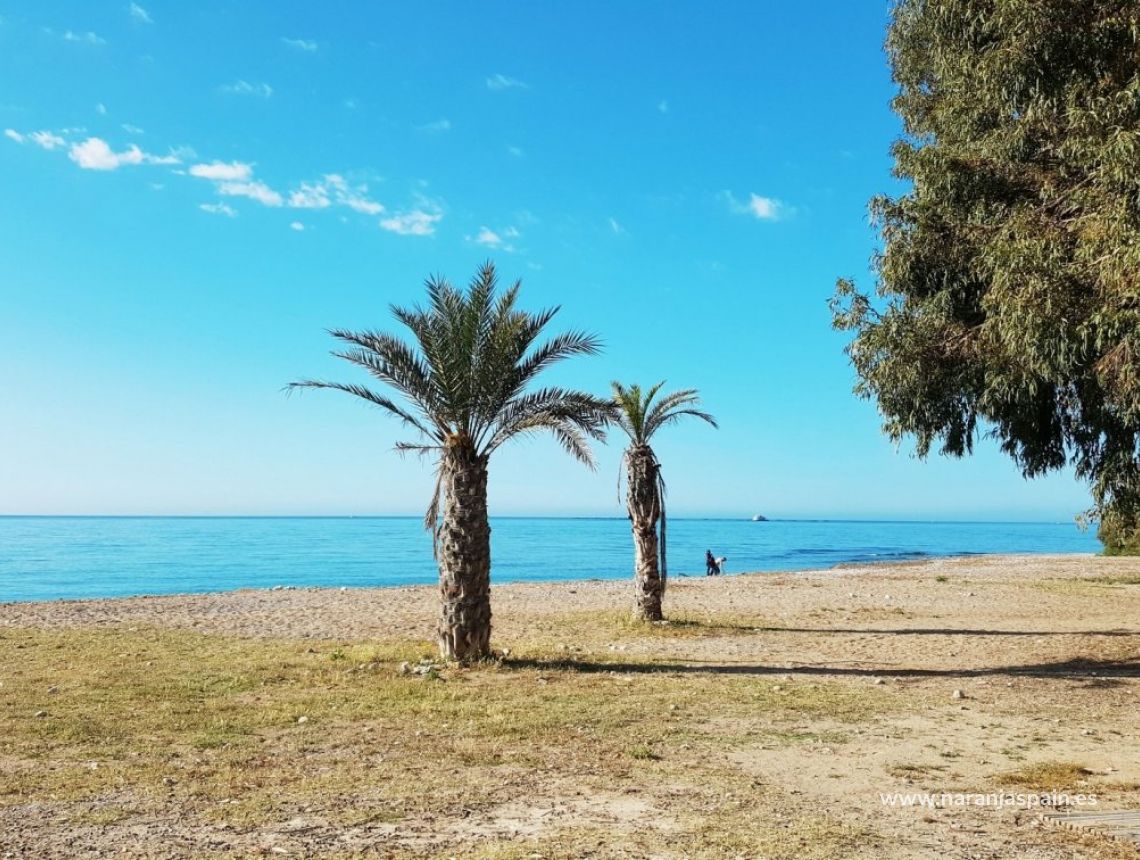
left=290, top=263, right=612, bottom=661
left=612, top=382, right=717, bottom=621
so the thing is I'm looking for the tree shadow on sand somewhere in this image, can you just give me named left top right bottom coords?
left=504, top=655, right=1140, bottom=680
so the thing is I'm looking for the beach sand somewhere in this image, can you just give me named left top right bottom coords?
left=1, top=553, right=1138, bottom=858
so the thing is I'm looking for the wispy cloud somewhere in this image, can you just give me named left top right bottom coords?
left=507, top=145, right=524, bottom=157
left=417, top=118, right=451, bottom=134
left=189, top=160, right=280, bottom=206
left=486, top=73, right=527, bottom=91
left=469, top=225, right=520, bottom=252
left=720, top=190, right=785, bottom=222
left=6, top=128, right=68, bottom=151
left=608, top=216, right=626, bottom=235
left=121, top=123, right=144, bottom=135
left=62, top=30, right=106, bottom=46
left=220, top=80, right=273, bottom=98
left=68, top=136, right=177, bottom=169
left=290, top=221, right=305, bottom=231
left=474, top=227, right=503, bottom=247
left=288, top=181, right=330, bottom=209
left=128, top=3, right=153, bottom=24
left=380, top=199, right=444, bottom=236
left=287, top=174, right=383, bottom=214
left=217, top=180, right=283, bottom=207
left=189, top=161, right=253, bottom=181
left=29, top=131, right=66, bottom=150
left=282, top=37, right=317, bottom=52
left=200, top=202, right=237, bottom=217
left=657, top=99, right=669, bottom=114
left=95, top=103, right=107, bottom=115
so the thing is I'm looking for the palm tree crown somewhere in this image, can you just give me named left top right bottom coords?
left=611, top=381, right=718, bottom=446
left=289, top=263, right=613, bottom=525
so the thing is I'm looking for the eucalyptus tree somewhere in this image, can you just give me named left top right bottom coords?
left=291, top=263, right=612, bottom=660
left=611, top=382, right=717, bottom=621
left=831, top=0, right=1140, bottom=552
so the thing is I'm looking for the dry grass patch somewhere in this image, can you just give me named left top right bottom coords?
left=0, top=625, right=898, bottom=857
left=997, top=761, right=1096, bottom=791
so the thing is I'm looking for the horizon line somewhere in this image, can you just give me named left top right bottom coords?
left=0, top=514, right=1083, bottom=526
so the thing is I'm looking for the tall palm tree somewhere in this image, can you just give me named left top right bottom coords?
left=290, top=263, right=612, bottom=661
left=612, top=382, right=717, bottom=621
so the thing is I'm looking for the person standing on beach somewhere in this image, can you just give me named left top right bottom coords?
left=706, top=550, right=721, bottom=576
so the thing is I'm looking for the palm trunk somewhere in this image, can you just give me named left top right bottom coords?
left=436, top=435, right=492, bottom=661
left=627, top=445, right=664, bottom=621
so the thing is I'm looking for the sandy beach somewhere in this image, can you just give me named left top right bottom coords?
left=2, top=553, right=1138, bottom=858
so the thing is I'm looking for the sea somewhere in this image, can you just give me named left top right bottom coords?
left=0, top=516, right=1100, bottom=603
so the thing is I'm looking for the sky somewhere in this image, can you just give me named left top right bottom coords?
left=0, top=1, right=1094, bottom=521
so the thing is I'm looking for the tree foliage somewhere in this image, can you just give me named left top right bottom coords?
left=290, top=262, right=613, bottom=532
left=831, top=0, right=1140, bottom=545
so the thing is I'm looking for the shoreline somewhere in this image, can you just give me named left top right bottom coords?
left=0, top=553, right=1122, bottom=643
left=0, top=550, right=1101, bottom=608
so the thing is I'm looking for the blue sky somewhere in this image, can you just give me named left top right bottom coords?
left=0, top=1, right=1092, bottom=520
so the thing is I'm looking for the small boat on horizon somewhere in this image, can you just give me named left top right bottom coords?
left=751, top=514, right=768, bottom=522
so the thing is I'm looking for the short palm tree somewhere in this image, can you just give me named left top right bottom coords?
left=290, top=263, right=612, bottom=661
left=612, top=382, right=717, bottom=621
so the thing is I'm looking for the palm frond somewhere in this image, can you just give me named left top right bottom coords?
left=646, top=407, right=719, bottom=438
left=394, top=441, right=442, bottom=459
left=485, top=387, right=612, bottom=456
left=642, top=387, right=719, bottom=440
left=286, top=379, right=436, bottom=439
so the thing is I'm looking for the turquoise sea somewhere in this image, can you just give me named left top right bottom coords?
left=0, top=516, right=1099, bottom=603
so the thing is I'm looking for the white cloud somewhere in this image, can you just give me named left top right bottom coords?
left=721, top=190, right=785, bottom=222
left=288, top=174, right=383, bottom=215
left=189, top=159, right=280, bottom=206
left=66, top=136, right=179, bottom=169
left=418, top=118, right=451, bottom=133
left=608, top=217, right=626, bottom=235
left=657, top=99, right=669, bottom=114
left=63, top=30, right=106, bottom=45
left=189, top=160, right=253, bottom=181
left=282, top=37, right=317, bottom=52
left=6, top=129, right=68, bottom=150
left=121, top=123, right=144, bottom=135
left=69, top=137, right=144, bottom=169
left=220, top=80, right=273, bottom=98
left=29, top=131, right=66, bottom=150
left=145, top=151, right=181, bottom=165
left=380, top=204, right=442, bottom=236
left=327, top=175, right=384, bottom=214
left=469, top=224, right=519, bottom=252
left=746, top=194, right=782, bottom=220
left=129, top=3, right=153, bottom=23
left=218, top=180, right=283, bottom=207
left=200, top=202, right=237, bottom=217
left=96, top=103, right=107, bottom=115
left=507, top=145, right=523, bottom=157
left=474, top=227, right=502, bottom=247
left=290, top=221, right=305, bottom=231
left=486, top=73, right=527, bottom=91
left=288, top=181, right=331, bottom=209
